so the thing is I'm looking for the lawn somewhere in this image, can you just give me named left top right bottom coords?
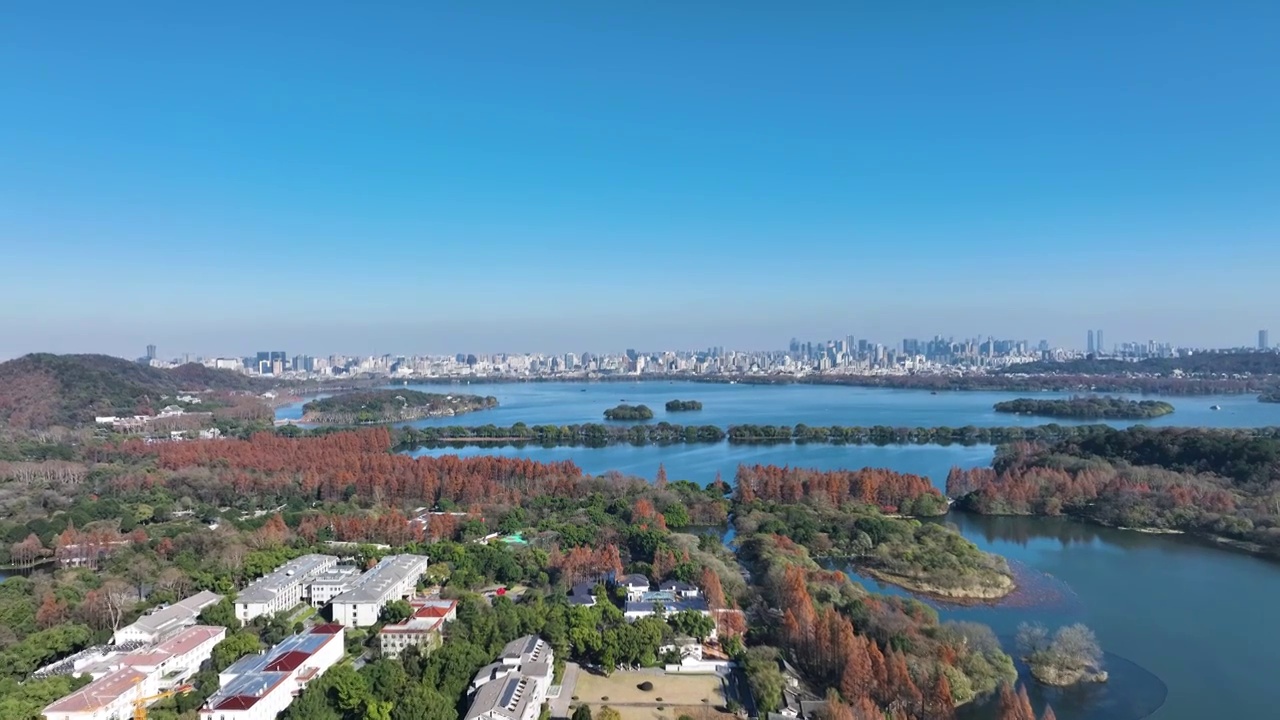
left=574, top=671, right=726, bottom=707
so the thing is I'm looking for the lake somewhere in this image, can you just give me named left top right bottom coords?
left=391, top=382, right=1280, bottom=720
left=276, top=380, right=1280, bottom=429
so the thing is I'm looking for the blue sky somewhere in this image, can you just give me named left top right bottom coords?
left=2, top=1, right=1278, bottom=358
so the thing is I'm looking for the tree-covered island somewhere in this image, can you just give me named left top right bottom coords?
left=1017, top=623, right=1107, bottom=686
left=664, top=399, right=703, bottom=412
left=603, top=403, right=654, bottom=420
left=300, top=389, right=497, bottom=424
left=993, top=396, right=1174, bottom=420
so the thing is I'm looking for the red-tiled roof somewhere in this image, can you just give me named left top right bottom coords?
left=264, top=650, right=310, bottom=672
left=212, top=694, right=260, bottom=710
left=44, top=668, right=148, bottom=712
left=311, top=623, right=345, bottom=635
left=414, top=602, right=456, bottom=618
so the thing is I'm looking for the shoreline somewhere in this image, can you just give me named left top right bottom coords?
left=855, top=565, right=1016, bottom=602
left=950, top=507, right=1279, bottom=560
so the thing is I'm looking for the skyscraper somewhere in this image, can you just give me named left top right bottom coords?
left=1261, top=330, right=1270, bottom=350
left=1087, top=330, right=1095, bottom=354
left=145, top=344, right=156, bottom=360
left=1096, top=329, right=1104, bottom=356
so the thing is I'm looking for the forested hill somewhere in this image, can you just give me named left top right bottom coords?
left=1003, top=351, right=1280, bottom=376
left=0, top=353, right=263, bottom=429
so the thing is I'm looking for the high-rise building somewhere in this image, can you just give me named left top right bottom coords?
left=1096, top=330, right=1104, bottom=356
left=255, top=351, right=287, bottom=375
left=146, top=344, right=157, bottom=360
left=1087, top=330, right=1095, bottom=354
left=1261, top=330, right=1270, bottom=350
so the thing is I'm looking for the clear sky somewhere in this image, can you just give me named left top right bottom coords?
left=2, top=1, right=1278, bottom=358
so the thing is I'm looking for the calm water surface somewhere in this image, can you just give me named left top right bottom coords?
left=277, top=381, right=1280, bottom=429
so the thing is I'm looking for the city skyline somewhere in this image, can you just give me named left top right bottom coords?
left=53, top=327, right=1277, bottom=371
left=3, top=2, right=1279, bottom=355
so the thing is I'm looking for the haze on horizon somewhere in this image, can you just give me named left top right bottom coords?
left=2, top=1, right=1278, bottom=360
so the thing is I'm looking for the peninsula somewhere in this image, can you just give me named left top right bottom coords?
left=947, top=425, right=1280, bottom=557
left=993, top=396, right=1174, bottom=419
left=300, top=389, right=497, bottom=425
left=733, top=466, right=1014, bottom=600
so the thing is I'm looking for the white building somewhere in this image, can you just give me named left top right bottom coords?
left=377, top=599, right=456, bottom=659
left=464, top=636, right=554, bottom=720
left=330, top=554, right=430, bottom=628
left=200, top=624, right=345, bottom=720
left=43, top=626, right=225, bottom=720
left=118, top=625, right=226, bottom=689
left=617, top=573, right=651, bottom=602
left=113, top=590, right=222, bottom=645
left=306, top=567, right=363, bottom=607
left=43, top=667, right=153, bottom=720
left=234, top=554, right=337, bottom=624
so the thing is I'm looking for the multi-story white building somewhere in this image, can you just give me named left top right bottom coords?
left=118, top=625, right=226, bottom=688
left=377, top=598, right=456, bottom=659
left=234, top=554, right=337, bottom=624
left=464, top=636, right=555, bottom=720
left=200, top=624, right=345, bottom=720
left=113, top=590, right=222, bottom=645
left=306, top=567, right=363, bottom=607
left=42, top=667, right=153, bottom=720
left=330, top=554, right=430, bottom=628
left=43, top=626, right=226, bottom=720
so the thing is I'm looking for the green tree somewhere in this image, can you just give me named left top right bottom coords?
left=198, top=597, right=238, bottom=629
left=392, top=684, right=457, bottom=720
left=668, top=610, right=715, bottom=641
left=598, top=706, right=623, bottom=720
left=362, top=658, right=408, bottom=701
left=572, top=705, right=593, bottom=720
left=211, top=631, right=261, bottom=672
left=381, top=599, right=413, bottom=624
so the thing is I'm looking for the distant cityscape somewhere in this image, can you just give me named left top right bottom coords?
left=137, top=329, right=1276, bottom=380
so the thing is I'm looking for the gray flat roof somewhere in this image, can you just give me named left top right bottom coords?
left=122, top=590, right=222, bottom=636
left=331, top=554, right=430, bottom=605
left=236, top=554, right=336, bottom=604
left=466, top=675, right=534, bottom=720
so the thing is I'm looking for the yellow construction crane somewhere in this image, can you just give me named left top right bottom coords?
left=132, top=681, right=194, bottom=720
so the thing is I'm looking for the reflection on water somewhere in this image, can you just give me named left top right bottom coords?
left=957, top=649, right=1168, bottom=720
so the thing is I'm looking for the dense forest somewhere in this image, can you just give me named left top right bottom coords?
left=300, top=390, right=497, bottom=425
left=396, top=421, right=726, bottom=448
left=992, top=396, right=1174, bottom=419
left=603, top=404, right=654, bottom=420
left=0, top=354, right=265, bottom=429
left=734, top=464, right=947, bottom=516
left=946, top=426, right=1280, bottom=553
left=393, top=420, right=1274, bottom=450
left=665, top=399, right=703, bottom=412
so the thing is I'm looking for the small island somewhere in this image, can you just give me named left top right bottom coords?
left=1017, top=622, right=1107, bottom=686
left=301, top=390, right=498, bottom=425
left=857, top=520, right=1015, bottom=600
left=603, top=403, right=654, bottom=421
left=993, top=396, right=1174, bottom=420
left=1260, top=392, right=1280, bottom=403
left=664, top=399, right=703, bottom=412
